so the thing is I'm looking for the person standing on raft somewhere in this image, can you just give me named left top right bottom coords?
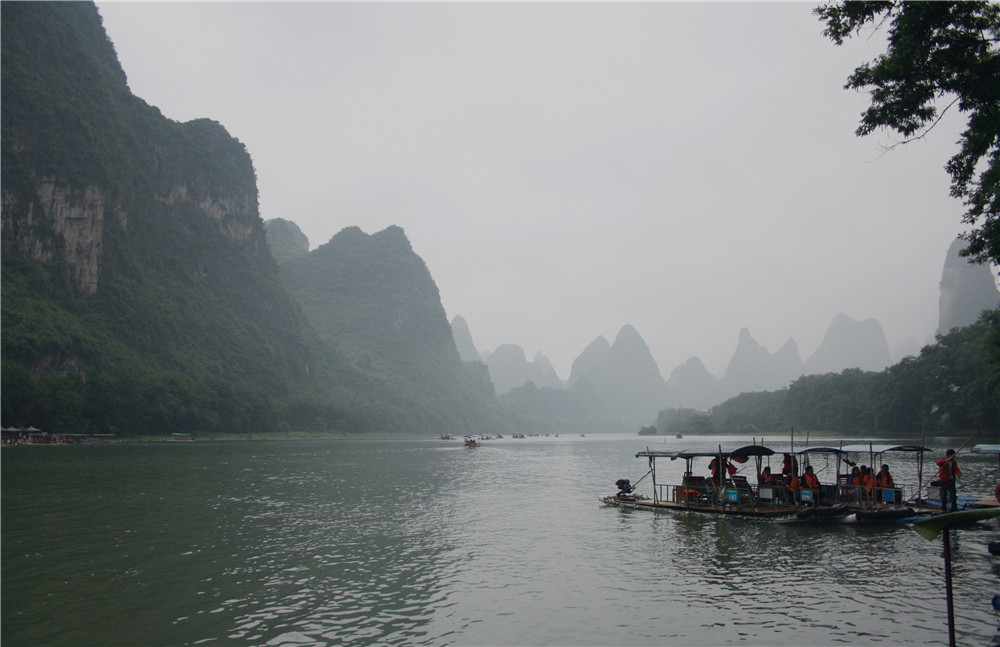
left=935, top=449, right=962, bottom=512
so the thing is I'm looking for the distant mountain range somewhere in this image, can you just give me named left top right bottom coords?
left=455, top=313, right=896, bottom=424
left=455, top=236, right=999, bottom=425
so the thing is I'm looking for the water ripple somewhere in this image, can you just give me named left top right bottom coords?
left=4, top=437, right=1000, bottom=646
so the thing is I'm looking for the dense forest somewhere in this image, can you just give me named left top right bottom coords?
left=646, top=309, right=1000, bottom=438
left=0, top=3, right=501, bottom=438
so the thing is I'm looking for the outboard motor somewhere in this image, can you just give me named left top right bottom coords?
left=615, top=479, right=633, bottom=495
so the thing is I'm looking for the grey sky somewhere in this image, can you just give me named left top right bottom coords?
left=96, top=2, right=970, bottom=379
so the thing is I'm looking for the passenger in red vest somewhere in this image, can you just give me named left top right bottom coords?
left=784, top=471, right=800, bottom=495
left=802, top=465, right=820, bottom=489
left=876, top=464, right=894, bottom=489
left=936, top=449, right=962, bottom=512
left=759, top=466, right=777, bottom=486
left=802, top=464, right=822, bottom=503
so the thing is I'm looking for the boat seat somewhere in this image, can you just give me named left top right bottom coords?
left=683, top=475, right=709, bottom=488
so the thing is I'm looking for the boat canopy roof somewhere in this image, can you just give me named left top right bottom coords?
left=636, top=444, right=775, bottom=461
left=766, top=446, right=846, bottom=456
left=839, top=444, right=928, bottom=454
left=972, top=444, right=1000, bottom=454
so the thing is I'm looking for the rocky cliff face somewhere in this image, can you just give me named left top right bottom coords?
left=450, top=315, right=482, bottom=363
left=938, top=237, right=1000, bottom=335
left=277, top=225, right=500, bottom=434
left=1, top=2, right=332, bottom=434
left=2, top=182, right=111, bottom=294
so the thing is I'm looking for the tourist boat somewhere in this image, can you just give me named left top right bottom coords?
left=758, top=442, right=940, bottom=522
left=601, top=444, right=850, bottom=521
left=833, top=443, right=940, bottom=522
left=463, top=435, right=478, bottom=448
left=602, top=441, right=946, bottom=523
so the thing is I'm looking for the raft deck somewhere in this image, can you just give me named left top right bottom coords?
left=600, top=494, right=802, bottom=519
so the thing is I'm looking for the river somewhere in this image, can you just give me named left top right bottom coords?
left=2, top=434, right=998, bottom=646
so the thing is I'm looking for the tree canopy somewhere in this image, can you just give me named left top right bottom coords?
left=815, top=1, right=1000, bottom=267
left=651, top=309, right=1000, bottom=437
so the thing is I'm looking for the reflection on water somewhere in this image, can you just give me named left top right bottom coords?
left=3, top=435, right=999, bottom=646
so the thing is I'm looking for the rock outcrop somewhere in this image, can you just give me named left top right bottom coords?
left=265, top=218, right=310, bottom=263
left=451, top=315, right=482, bottom=363
left=938, top=237, right=1000, bottom=335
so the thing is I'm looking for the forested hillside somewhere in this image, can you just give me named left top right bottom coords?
left=648, top=309, right=1000, bottom=437
left=277, top=225, right=503, bottom=434
left=0, top=2, right=500, bottom=437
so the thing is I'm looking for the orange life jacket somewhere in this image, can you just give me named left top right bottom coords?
left=803, top=473, right=819, bottom=488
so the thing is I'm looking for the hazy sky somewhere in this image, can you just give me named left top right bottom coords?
left=96, top=1, right=973, bottom=379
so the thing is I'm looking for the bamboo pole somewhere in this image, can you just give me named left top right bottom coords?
left=943, top=527, right=956, bottom=647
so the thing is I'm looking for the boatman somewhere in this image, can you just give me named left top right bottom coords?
left=936, top=449, right=962, bottom=512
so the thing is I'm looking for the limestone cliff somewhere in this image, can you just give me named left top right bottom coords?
left=938, top=237, right=1000, bottom=335
left=0, top=2, right=335, bottom=434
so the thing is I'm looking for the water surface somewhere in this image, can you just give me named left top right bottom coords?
left=3, top=434, right=998, bottom=646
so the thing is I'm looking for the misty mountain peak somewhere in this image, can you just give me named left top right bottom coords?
left=567, top=335, right=611, bottom=388
left=938, top=237, right=1000, bottom=335
left=450, top=315, right=481, bottom=363
left=803, top=313, right=890, bottom=374
left=570, top=325, right=666, bottom=424
left=264, top=218, right=309, bottom=263
left=485, top=344, right=563, bottom=395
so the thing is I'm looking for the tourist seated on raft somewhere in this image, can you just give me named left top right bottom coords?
left=876, top=464, right=893, bottom=488
left=875, top=464, right=897, bottom=502
left=859, top=466, right=875, bottom=492
left=759, top=466, right=777, bottom=486
left=784, top=471, right=800, bottom=498
left=801, top=464, right=821, bottom=503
